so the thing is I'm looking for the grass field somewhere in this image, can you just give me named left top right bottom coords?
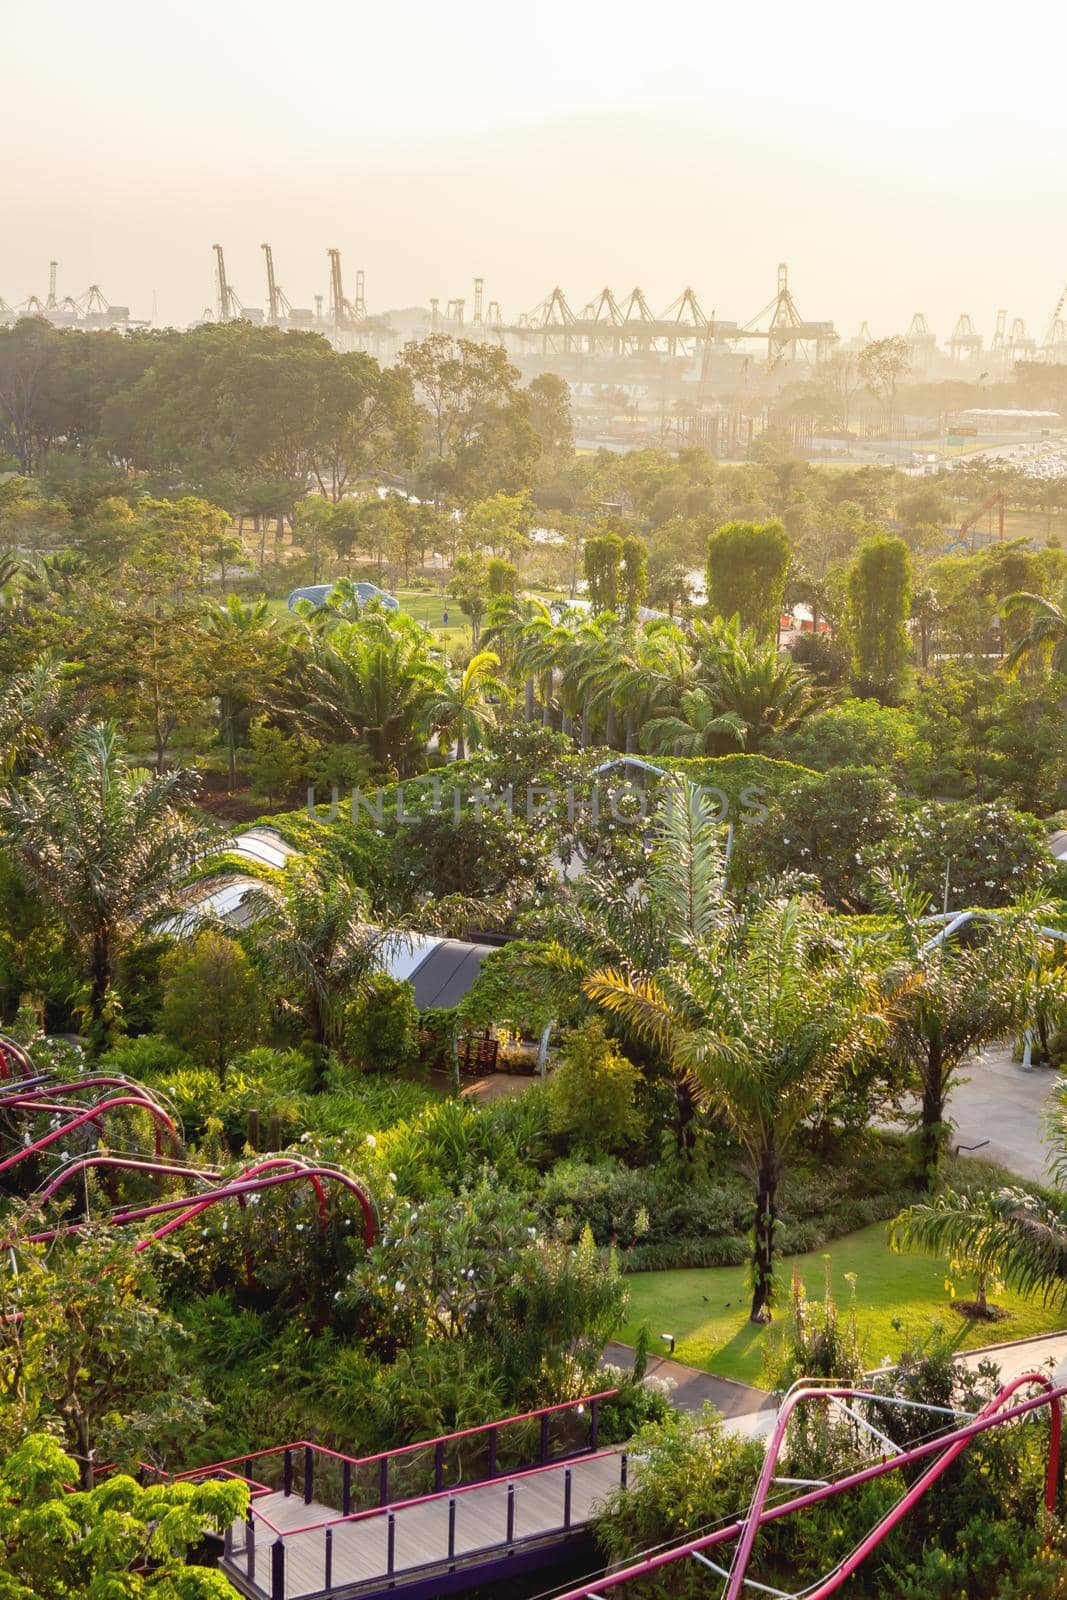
left=619, top=1223, right=1066, bottom=1387
left=261, top=583, right=569, bottom=654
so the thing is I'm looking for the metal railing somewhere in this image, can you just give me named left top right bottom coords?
left=220, top=1439, right=628, bottom=1599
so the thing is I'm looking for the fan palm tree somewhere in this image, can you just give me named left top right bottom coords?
left=999, top=588, right=1067, bottom=675
left=242, top=862, right=402, bottom=1077
left=587, top=892, right=884, bottom=1321
left=890, top=1078, right=1067, bottom=1309
left=0, top=724, right=220, bottom=1039
left=424, top=649, right=505, bottom=760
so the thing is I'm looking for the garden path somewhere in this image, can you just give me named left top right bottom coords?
left=943, top=1041, right=1058, bottom=1183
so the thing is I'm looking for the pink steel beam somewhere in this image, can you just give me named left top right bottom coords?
left=33, top=1155, right=221, bottom=1208
left=549, top=1374, right=1063, bottom=1600
left=157, top=1155, right=330, bottom=1235
left=724, top=1370, right=1061, bottom=1600
left=0, top=1096, right=180, bottom=1175
left=20, top=1166, right=378, bottom=1249
left=1, top=1076, right=174, bottom=1112
left=0, top=1035, right=33, bottom=1082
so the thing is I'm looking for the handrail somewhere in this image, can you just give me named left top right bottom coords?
left=247, top=1446, right=623, bottom=1539
left=175, top=1388, right=620, bottom=1483
left=548, top=1374, right=1064, bottom=1600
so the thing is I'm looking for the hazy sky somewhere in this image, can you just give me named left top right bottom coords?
left=5, top=0, right=1065, bottom=342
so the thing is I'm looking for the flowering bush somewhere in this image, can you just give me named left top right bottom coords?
left=890, top=799, right=1050, bottom=910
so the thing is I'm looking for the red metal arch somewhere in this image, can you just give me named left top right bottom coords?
left=550, top=1372, right=1063, bottom=1600
left=33, top=1154, right=220, bottom=1208
left=0, top=1034, right=34, bottom=1083
left=0, top=1095, right=181, bottom=1176
left=23, top=1165, right=378, bottom=1251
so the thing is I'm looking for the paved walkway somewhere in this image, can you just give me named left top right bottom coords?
left=943, top=1041, right=1060, bottom=1184
left=603, top=1341, right=777, bottom=1439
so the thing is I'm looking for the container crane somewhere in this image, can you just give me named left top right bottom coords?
left=213, top=244, right=242, bottom=321
left=948, top=313, right=982, bottom=361
left=1042, top=282, right=1067, bottom=355
left=261, top=244, right=291, bottom=324
left=353, top=269, right=367, bottom=322
left=327, top=248, right=355, bottom=329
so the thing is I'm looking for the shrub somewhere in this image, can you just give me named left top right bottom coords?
left=888, top=798, right=1051, bottom=909
left=160, top=929, right=266, bottom=1080
left=547, top=1019, right=645, bottom=1157
left=772, top=698, right=928, bottom=782
left=340, top=975, right=420, bottom=1076
left=736, top=766, right=904, bottom=910
left=95, top=1033, right=194, bottom=1080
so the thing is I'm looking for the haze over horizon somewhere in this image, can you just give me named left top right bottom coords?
left=6, top=0, right=1065, bottom=341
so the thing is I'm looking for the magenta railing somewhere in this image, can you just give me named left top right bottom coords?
left=548, top=1372, right=1064, bottom=1600
left=184, top=1387, right=619, bottom=1530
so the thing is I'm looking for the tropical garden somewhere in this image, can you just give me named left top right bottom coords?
left=2, top=317, right=1067, bottom=1593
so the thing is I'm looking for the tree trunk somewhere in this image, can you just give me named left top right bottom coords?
left=749, top=1151, right=780, bottom=1323
left=918, top=1053, right=946, bottom=1190
left=456, top=730, right=466, bottom=761
left=674, top=1077, right=696, bottom=1151
left=580, top=694, right=593, bottom=748
left=605, top=703, right=618, bottom=747
left=625, top=709, right=637, bottom=753
left=524, top=679, right=535, bottom=722
left=88, top=930, right=112, bottom=1043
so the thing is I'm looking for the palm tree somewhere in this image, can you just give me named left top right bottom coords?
left=0, top=653, right=73, bottom=778
left=483, top=594, right=552, bottom=722
left=890, top=1079, right=1067, bottom=1309
left=874, top=869, right=1048, bottom=1188
left=0, top=724, right=220, bottom=1039
left=200, top=596, right=285, bottom=789
left=243, top=862, right=401, bottom=1078
left=587, top=891, right=883, bottom=1321
left=424, top=649, right=504, bottom=760
left=299, top=611, right=445, bottom=776
left=701, top=622, right=823, bottom=751
left=643, top=688, right=747, bottom=757
left=999, top=587, right=1067, bottom=675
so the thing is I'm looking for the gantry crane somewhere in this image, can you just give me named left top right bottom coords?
left=327, top=248, right=355, bottom=329
left=948, top=313, right=982, bottom=361
left=213, top=245, right=242, bottom=321
left=261, top=244, right=291, bottom=324
left=1042, top=282, right=1067, bottom=356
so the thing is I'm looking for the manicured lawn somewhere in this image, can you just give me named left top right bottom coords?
left=619, top=1222, right=1067, bottom=1387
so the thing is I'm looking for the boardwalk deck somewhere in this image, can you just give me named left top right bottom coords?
left=223, top=1449, right=626, bottom=1600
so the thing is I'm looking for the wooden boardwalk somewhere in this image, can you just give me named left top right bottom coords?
left=223, top=1449, right=626, bottom=1599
